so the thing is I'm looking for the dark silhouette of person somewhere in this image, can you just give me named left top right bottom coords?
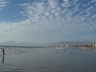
left=2, top=49, right=5, bottom=56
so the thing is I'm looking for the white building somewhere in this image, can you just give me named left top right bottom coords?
left=95, top=43, right=96, bottom=47
left=93, top=43, right=96, bottom=47
left=65, top=44, right=69, bottom=47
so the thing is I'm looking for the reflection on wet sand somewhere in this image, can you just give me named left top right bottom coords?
left=2, top=55, right=4, bottom=72
left=2, top=55, right=4, bottom=64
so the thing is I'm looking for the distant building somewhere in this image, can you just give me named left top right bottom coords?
left=60, top=45, right=65, bottom=47
left=93, top=43, right=96, bottom=47
left=95, top=43, right=96, bottom=47
left=65, top=44, right=73, bottom=47
left=65, top=44, right=69, bottom=47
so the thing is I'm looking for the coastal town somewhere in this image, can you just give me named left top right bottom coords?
left=0, top=43, right=96, bottom=49
left=45, top=43, right=96, bottom=48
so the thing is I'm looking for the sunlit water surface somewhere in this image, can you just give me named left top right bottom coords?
left=0, top=47, right=96, bottom=72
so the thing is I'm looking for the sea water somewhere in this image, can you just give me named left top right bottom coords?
left=0, top=47, right=96, bottom=72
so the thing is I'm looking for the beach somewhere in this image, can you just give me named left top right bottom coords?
left=0, top=47, right=96, bottom=72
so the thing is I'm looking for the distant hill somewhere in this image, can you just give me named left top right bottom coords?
left=0, top=40, right=39, bottom=46
left=0, top=40, right=95, bottom=46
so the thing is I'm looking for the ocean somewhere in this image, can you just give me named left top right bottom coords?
left=0, top=47, right=96, bottom=72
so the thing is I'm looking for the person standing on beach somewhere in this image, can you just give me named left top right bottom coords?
left=2, top=49, right=5, bottom=56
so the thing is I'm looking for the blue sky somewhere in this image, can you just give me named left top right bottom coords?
left=0, top=0, right=96, bottom=43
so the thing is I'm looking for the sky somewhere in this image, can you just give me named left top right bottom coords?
left=0, top=0, right=96, bottom=43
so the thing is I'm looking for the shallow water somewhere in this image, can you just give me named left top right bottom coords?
left=0, top=47, right=96, bottom=72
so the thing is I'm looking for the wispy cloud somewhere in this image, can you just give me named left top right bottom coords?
left=0, top=0, right=96, bottom=42
left=0, top=0, right=9, bottom=10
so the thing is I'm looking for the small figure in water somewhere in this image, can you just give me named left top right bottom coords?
left=2, top=49, right=5, bottom=55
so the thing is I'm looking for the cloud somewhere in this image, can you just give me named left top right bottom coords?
left=0, top=0, right=9, bottom=11
left=0, top=0, right=96, bottom=42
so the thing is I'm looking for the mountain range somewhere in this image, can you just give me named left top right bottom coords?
left=0, top=40, right=37, bottom=46
left=50, top=41, right=94, bottom=45
left=0, top=40, right=95, bottom=46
